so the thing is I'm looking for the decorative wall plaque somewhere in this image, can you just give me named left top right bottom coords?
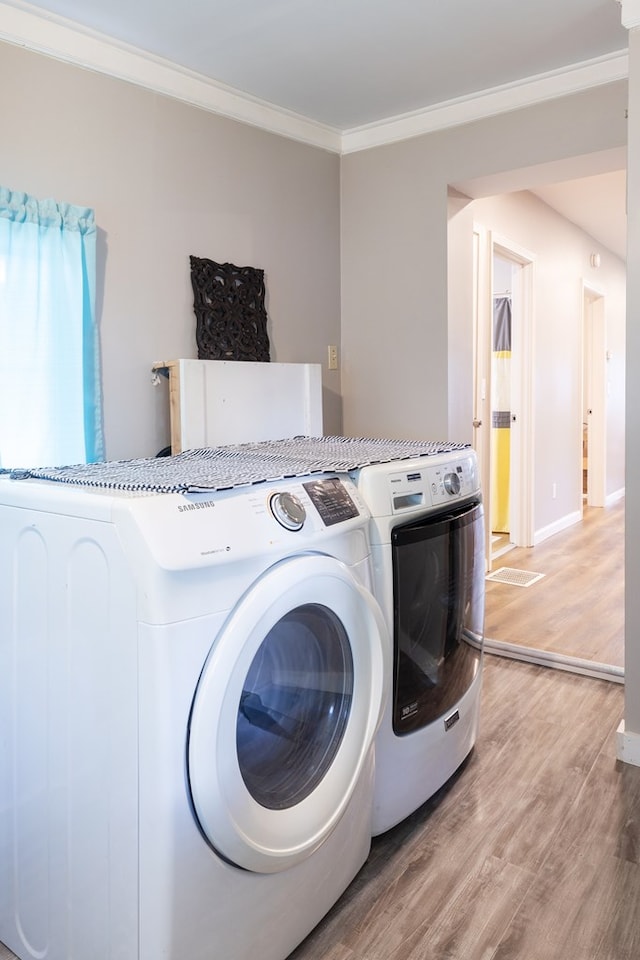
left=190, top=256, right=270, bottom=362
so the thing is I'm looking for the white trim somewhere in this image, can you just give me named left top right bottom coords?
left=490, top=234, right=537, bottom=551
left=341, top=52, right=629, bottom=155
left=616, top=720, right=640, bottom=766
left=0, top=1, right=629, bottom=155
left=607, top=486, right=626, bottom=504
left=471, top=223, right=493, bottom=571
left=582, top=277, right=607, bottom=299
left=619, top=0, right=640, bottom=31
left=583, top=284, right=608, bottom=509
left=485, top=638, right=624, bottom=684
left=0, top=1, right=342, bottom=153
left=534, top=510, right=582, bottom=545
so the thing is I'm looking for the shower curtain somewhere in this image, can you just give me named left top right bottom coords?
left=491, top=296, right=512, bottom=533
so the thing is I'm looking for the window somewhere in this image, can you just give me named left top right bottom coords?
left=0, top=186, right=104, bottom=468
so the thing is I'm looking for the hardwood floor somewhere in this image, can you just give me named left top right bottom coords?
left=485, top=499, right=624, bottom=668
left=1, top=658, right=635, bottom=960
left=288, top=656, right=636, bottom=960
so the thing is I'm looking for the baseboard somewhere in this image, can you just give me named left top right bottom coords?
left=616, top=720, right=640, bottom=766
left=534, top=510, right=582, bottom=546
left=606, top=487, right=625, bottom=506
left=533, top=493, right=624, bottom=545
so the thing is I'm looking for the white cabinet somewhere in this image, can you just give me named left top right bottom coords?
left=152, top=359, right=323, bottom=453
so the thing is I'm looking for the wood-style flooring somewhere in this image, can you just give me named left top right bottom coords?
left=3, top=657, right=635, bottom=960
left=485, top=499, right=624, bottom=668
left=288, top=656, right=635, bottom=960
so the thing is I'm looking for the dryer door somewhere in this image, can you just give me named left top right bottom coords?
left=187, top=553, right=386, bottom=874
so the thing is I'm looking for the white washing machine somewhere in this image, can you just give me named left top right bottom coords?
left=0, top=472, right=386, bottom=960
left=351, top=449, right=485, bottom=835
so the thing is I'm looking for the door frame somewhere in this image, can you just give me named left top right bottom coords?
left=473, top=224, right=536, bottom=568
left=582, top=282, right=607, bottom=508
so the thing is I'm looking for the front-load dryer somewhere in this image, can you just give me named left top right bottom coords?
left=350, top=449, right=485, bottom=835
left=0, top=472, right=386, bottom=960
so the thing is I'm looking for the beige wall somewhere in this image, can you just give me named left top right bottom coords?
left=2, top=42, right=627, bottom=464
left=0, top=42, right=342, bottom=459
left=340, top=81, right=628, bottom=444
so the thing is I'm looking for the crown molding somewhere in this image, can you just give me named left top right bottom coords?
left=341, top=51, right=629, bottom=154
left=618, top=0, right=640, bottom=30
left=0, top=1, right=630, bottom=157
left=0, top=0, right=342, bottom=153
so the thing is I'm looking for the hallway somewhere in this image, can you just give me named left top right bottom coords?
left=485, top=499, right=624, bottom=669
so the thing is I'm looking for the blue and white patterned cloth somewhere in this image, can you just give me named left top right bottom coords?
left=1, top=436, right=470, bottom=493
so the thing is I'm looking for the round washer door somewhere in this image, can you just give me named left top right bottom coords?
left=187, top=552, right=386, bottom=874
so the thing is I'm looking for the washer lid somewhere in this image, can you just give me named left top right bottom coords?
left=187, top=553, right=386, bottom=874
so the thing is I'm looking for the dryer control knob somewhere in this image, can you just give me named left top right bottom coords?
left=270, top=491, right=306, bottom=531
left=443, top=471, right=461, bottom=496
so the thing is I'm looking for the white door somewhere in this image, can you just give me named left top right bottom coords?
left=187, top=553, right=386, bottom=874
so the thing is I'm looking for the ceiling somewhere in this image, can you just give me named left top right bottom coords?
left=2, top=0, right=628, bottom=129
left=532, top=170, right=627, bottom=260
left=0, top=0, right=629, bottom=257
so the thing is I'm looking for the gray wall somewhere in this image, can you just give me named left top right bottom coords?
left=0, top=42, right=342, bottom=460
left=2, top=42, right=626, bottom=465
left=340, top=82, right=628, bottom=443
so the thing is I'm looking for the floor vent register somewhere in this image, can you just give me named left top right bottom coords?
left=485, top=567, right=545, bottom=588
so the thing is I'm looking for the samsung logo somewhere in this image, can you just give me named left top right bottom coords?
left=177, top=501, right=216, bottom=513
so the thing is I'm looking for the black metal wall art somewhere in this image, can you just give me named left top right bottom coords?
left=190, top=256, right=271, bottom=362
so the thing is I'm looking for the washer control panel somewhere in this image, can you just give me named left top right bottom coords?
left=269, top=476, right=361, bottom=531
left=302, top=477, right=360, bottom=526
left=119, top=474, right=368, bottom=570
left=269, top=490, right=306, bottom=530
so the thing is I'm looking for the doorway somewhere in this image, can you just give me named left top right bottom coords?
left=459, top=169, right=625, bottom=684
left=473, top=226, right=535, bottom=570
left=582, top=284, right=607, bottom=509
left=491, top=254, right=515, bottom=557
